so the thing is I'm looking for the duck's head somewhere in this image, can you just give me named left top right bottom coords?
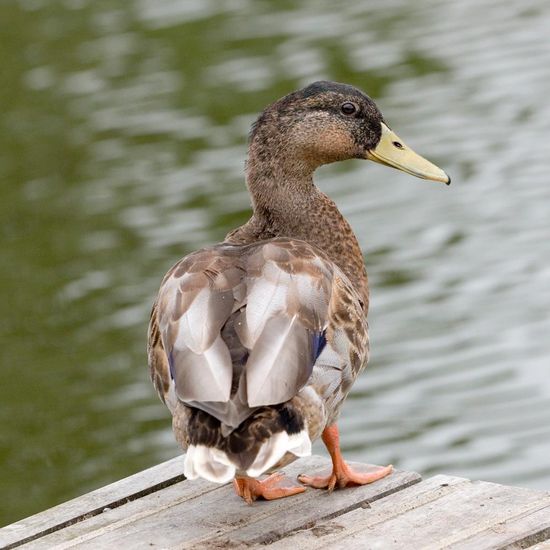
left=249, top=80, right=450, bottom=185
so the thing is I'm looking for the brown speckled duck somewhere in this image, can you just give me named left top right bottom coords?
left=148, top=81, right=449, bottom=503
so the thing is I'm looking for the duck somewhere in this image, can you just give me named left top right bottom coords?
left=147, top=81, right=450, bottom=503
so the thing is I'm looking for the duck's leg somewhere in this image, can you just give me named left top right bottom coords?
left=298, top=424, right=393, bottom=491
left=233, top=472, right=305, bottom=504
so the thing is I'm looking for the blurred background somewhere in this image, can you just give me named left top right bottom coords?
left=1, top=0, right=550, bottom=527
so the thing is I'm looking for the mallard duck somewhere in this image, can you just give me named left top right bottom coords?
left=148, top=81, right=449, bottom=503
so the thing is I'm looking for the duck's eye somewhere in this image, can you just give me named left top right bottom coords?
left=341, top=102, right=357, bottom=115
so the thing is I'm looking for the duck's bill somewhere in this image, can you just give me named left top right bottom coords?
left=366, top=123, right=450, bottom=185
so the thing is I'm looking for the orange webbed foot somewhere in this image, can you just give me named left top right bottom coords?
left=298, top=424, right=393, bottom=492
left=298, top=463, right=393, bottom=492
left=233, top=472, right=306, bottom=504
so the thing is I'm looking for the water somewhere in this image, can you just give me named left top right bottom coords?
left=1, top=0, right=550, bottom=526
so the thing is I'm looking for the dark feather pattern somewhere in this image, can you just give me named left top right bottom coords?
left=186, top=403, right=305, bottom=472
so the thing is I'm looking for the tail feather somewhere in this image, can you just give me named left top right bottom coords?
left=246, top=429, right=311, bottom=478
left=184, top=428, right=311, bottom=482
left=184, top=445, right=236, bottom=483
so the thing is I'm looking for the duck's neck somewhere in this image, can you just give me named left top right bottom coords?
left=226, top=148, right=369, bottom=308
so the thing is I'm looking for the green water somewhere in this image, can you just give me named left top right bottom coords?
left=2, top=0, right=550, bottom=526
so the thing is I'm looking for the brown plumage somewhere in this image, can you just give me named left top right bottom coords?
left=147, top=81, right=449, bottom=502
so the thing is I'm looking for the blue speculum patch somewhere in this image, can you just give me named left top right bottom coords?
left=312, top=330, right=327, bottom=362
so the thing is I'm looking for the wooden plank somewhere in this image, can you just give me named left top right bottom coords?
left=268, top=474, right=550, bottom=550
left=14, top=456, right=420, bottom=549
left=451, top=505, right=550, bottom=550
left=0, top=456, right=187, bottom=549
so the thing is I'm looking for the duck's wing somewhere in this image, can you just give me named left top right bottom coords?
left=148, top=245, right=245, bottom=415
left=148, top=238, right=334, bottom=415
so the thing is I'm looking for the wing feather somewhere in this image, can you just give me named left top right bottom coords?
left=246, top=314, right=313, bottom=407
left=170, top=334, right=233, bottom=402
left=175, top=287, right=234, bottom=353
left=243, top=264, right=286, bottom=345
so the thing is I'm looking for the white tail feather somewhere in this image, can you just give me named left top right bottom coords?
left=246, top=429, right=311, bottom=477
left=183, top=429, right=312, bottom=483
left=184, top=445, right=235, bottom=483
left=287, top=430, right=312, bottom=457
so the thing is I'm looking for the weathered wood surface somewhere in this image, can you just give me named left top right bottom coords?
left=270, top=474, right=550, bottom=550
left=0, top=456, right=186, bottom=549
left=1, top=455, right=549, bottom=550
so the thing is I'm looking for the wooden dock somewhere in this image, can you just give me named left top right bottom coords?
left=2, top=455, right=549, bottom=549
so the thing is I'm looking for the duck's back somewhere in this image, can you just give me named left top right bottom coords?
left=148, top=237, right=369, bottom=482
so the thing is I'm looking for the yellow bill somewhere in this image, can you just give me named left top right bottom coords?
left=366, top=123, right=450, bottom=184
